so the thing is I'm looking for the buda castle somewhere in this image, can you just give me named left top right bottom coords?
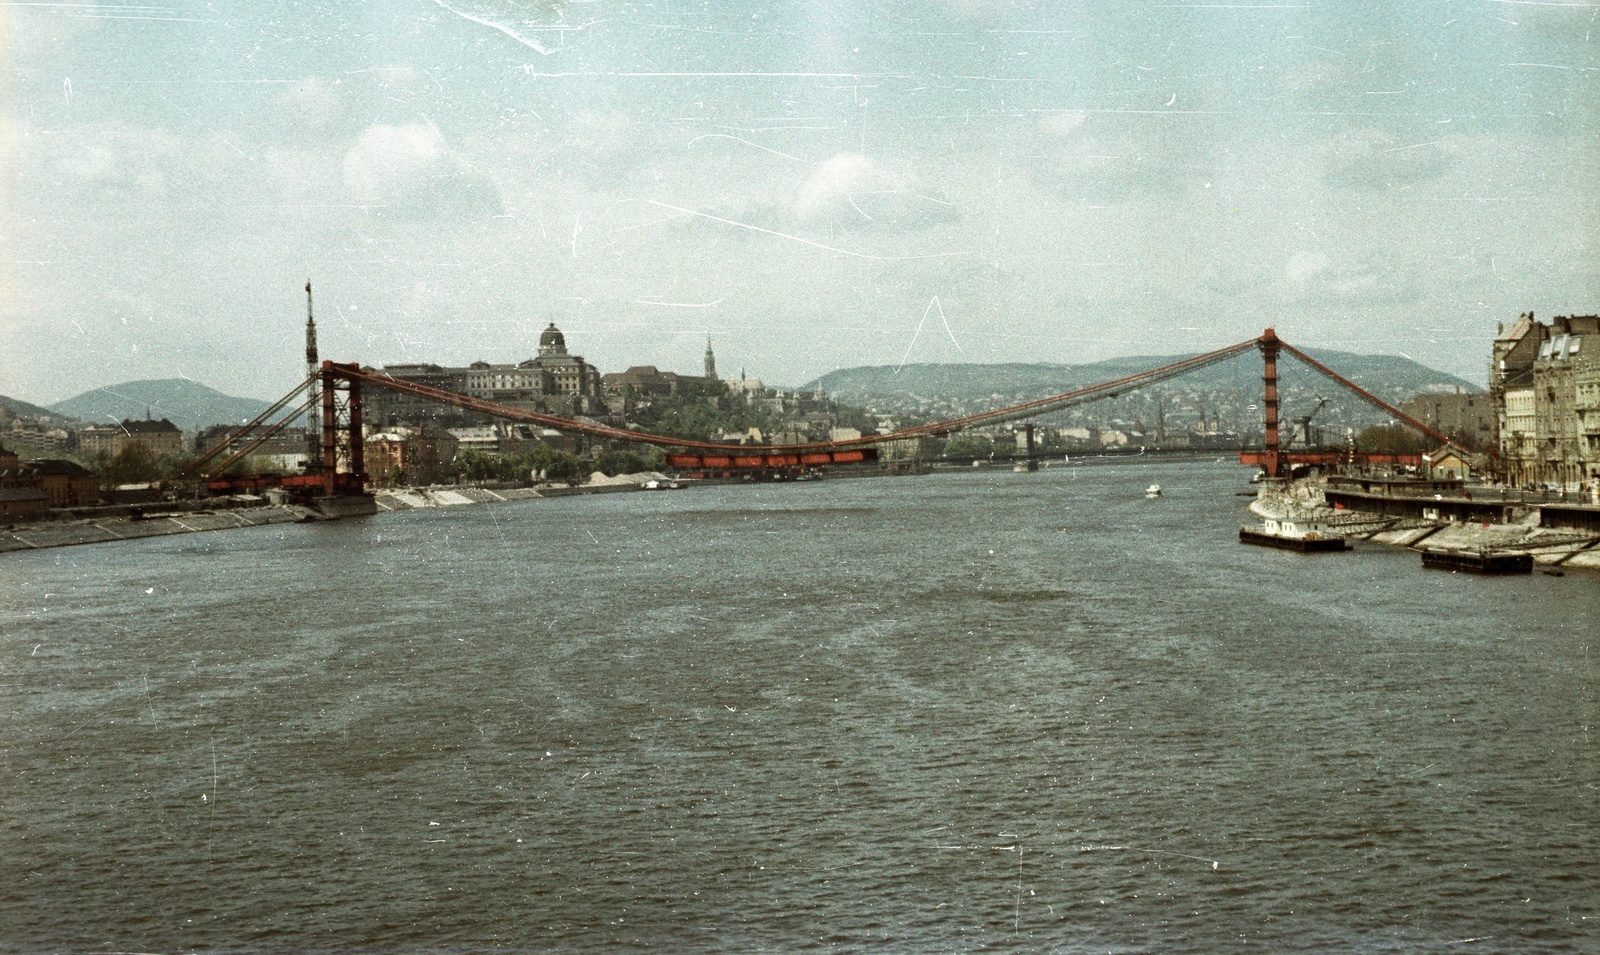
left=365, top=323, right=604, bottom=426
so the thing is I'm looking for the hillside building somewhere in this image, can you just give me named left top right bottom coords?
left=4, top=421, right=73, bottom=457
left=601, top=366, right=684, bottom=413
left=75, top=418, right=183, bottom=458
left=365, top=323, right=603, bottom=426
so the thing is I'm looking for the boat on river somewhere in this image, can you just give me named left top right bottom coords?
left=1145, top=484, right=1162, bottom=498
left=1239, top=517, right=1350, bottom=552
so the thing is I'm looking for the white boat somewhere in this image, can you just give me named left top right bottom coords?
left=1240, top=517, right=1349, bottom=552
left=1145, top=483, right=1162, bottom=498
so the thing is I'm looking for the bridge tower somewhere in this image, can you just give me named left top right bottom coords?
left=1258, top=327, right=1282, bottom=478
left=319, top=361, right=367, bottom=497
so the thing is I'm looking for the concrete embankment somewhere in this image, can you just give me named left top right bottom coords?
left=0, top=504, right=321, bottom=554
left=1252, top=478, right=1600, bottom=572
left=0, top=473, right=675, bottom=553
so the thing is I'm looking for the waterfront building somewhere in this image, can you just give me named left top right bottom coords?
left=24, top=459, right=101, bottom=507
left=1491, top=312, right=1600, bottom=487
left=365, top=426, right=460, bottom=487
left=0, top=442, right=51, bottom=520
left=0, top=484, right=50, bottom=521
left=364, top=322, right=604, bottom=426
left=446, top=425, right=503, bottom=454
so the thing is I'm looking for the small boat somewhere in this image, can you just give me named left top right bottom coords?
left=1239, top=517, right=1350, bottom=552
left=1420, top=548, right=1531, bottom=574
left=1145, top=484, right=1162, bottom=498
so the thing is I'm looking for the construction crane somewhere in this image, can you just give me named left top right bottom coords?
left=1291, top=397, right=1329, bottom=449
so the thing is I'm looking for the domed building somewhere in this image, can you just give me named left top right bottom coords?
left=538, top=323, right=567, bottom=357
left=530, top=322, right=602, bottom=408
left=366, top=321, right=604, bottom=426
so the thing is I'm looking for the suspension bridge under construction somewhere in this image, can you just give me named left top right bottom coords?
left=187, top=327, right=1455, bottom=508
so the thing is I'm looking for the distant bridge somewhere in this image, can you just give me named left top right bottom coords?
left=190, top=328, right=1453, bottom=499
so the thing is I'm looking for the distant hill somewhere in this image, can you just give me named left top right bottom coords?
left=0, top=393, right=68, bottom=424
left=48, top=379, right=279, bottom=431
left=807, top=348, right=1477, bottom=409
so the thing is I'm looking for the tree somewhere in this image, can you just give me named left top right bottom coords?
left=595, top=449, right=650, bottom=476
left=528, top=445, right=584, bottom=484
left=155, top=451, right=197, bottom=482
left=102, top=443, right=158, bottom=484
left=941, top=434, right=995, bottom=459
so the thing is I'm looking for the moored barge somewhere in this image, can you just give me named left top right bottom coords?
left=1419, top=548, right=1532, bottom=574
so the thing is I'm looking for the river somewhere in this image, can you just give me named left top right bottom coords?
left=2, top=458, right=1596, bottom=952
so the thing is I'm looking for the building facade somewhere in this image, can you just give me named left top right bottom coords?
left=1491, top=312, right=1600, bottom=487
left=76, top=419, right=184, bottom=458
left=1399, top=391, right=1495, bottom=451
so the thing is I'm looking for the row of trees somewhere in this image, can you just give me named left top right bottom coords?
left=454, top=446, right=587, bottom=484
left=450, top=446, right=663, bottom=484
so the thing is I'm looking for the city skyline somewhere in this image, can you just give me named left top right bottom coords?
left=5, top=1, right=1597, bottom=405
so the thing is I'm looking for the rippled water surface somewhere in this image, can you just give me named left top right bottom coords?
left=3, top=460, right=1597, bottom=952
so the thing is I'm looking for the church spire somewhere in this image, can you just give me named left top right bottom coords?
left=704, top=334, right=717, bottom=380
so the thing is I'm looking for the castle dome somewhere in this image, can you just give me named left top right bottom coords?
left=539, top=322, right=567, bottom=356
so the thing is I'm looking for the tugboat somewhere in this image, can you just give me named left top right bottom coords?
left=1240, top=517, right=1350, bottom=552
left=1145, top=483, right=1162, bottom=498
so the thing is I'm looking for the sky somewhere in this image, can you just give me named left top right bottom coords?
left=3, top=0, right=1598, bottom=405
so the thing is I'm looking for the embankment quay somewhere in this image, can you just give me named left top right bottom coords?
left=0, top=461, right=943, bottom=554
left=0, top=479, right=655, bottom=553
left=1255, top=477, right=1600, bottom=571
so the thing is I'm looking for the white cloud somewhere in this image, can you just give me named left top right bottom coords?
left=795, top=153, right=879, bottom=222
left=1286, top=252, right=1329, bottom=284
left=793, top=153, right=959, bottom=232
left=340, top=122, right=504, bottom=219
left=343, top=123, right=447, bottom=202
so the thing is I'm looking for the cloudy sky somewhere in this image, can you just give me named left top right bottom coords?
left=4, top=0, right=1597, bottom=404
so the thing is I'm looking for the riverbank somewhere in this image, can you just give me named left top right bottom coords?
left=0, top=504, right=321, bottom=553
left=1252, top=478, right=1600, bottom=572
left=0, top=472, right=685, bottom=553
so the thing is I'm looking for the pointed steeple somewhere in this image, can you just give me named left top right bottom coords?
left=704, top=334, right=717, bottom=380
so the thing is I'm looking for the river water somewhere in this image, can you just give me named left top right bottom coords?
left=2, top=459, right=1596, bottom=952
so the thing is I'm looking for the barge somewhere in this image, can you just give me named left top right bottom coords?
left=1419, top=548, right=1533, bottom=574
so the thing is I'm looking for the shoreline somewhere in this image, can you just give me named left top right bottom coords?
left=0, top=504, right=323, bottom=553
left=1251, top=479, right=1600, bottom=572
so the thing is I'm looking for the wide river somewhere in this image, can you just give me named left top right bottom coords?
left=2, top=459, right=1596, bottom=953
